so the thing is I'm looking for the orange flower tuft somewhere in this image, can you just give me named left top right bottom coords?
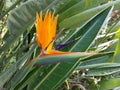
left=36, top=11, right=68, bottom=55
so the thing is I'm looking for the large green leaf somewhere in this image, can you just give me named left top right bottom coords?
left=35, top=53, right=95, bottom=65
left=29, top=7, right=113, bottom=90
left=59, top=0, right=108, bottom=21
left=59, top=0, right=120, bottom=29
left=0, top=0, right=39, bottom=54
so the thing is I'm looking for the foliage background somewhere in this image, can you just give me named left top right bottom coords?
left=0, top=0, right=120, bottom=90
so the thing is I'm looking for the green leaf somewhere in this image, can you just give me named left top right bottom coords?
left=70, top=7, right=113, bottom=52
left=57, top=0, right=81, bottom=14
left=91, top=78, right=120, bottom=90
left=112, top=28, right=120, bottom=62
left=59, top=0, right=120, bottom=29
left=14, top=67, right=42, bottom=90
left=59, top=0, right=109, bottom=21
left=0, top=64, right=16, bottom=88
left=0, top=0, right=5, bottom=13
left=0, top=0, right=39, bottom=54
left=87, top=64, right=120, bottom=76
left=35, top=52, right=95, bottom=65
left=78, top=51, right=114, bottom=69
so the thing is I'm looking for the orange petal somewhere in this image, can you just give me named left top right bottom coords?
left=36, top=11, right=59, bottom=54
left=47, top=50, right=71, bottom=54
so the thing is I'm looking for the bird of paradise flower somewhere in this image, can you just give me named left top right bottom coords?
left=36, top=10, right=97, bottom=55
left=36, top=10, right=73, bottom=55
left=29, top=10, right=97, bottom=65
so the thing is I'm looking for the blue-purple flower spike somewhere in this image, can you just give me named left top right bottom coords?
left=56, top=37, right=81, bottom=49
